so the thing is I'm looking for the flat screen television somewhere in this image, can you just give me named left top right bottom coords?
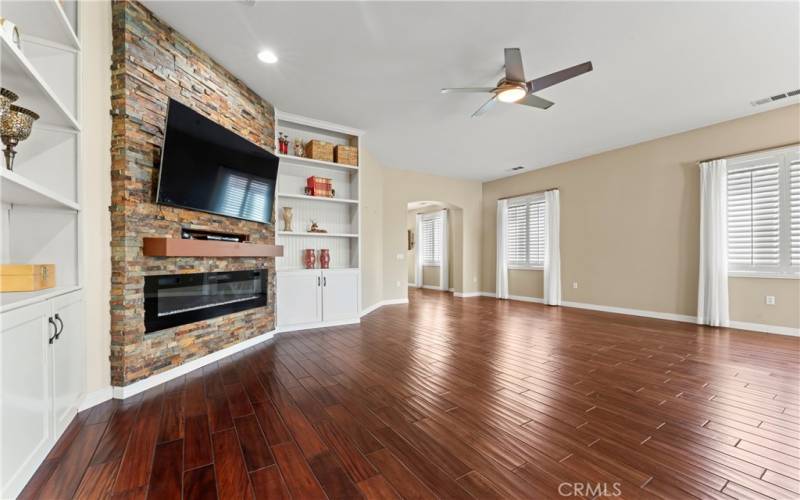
left=156, top=98, right=279, bottom=224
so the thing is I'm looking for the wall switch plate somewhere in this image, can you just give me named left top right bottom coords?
left=396, top=280, right=401, bottom=288
left=473, top=276, right=478, bottom=283
left=572, top=282, right=578, bottom=289
left=765, top=295, right=776, bottom=305
left=396, top=253, right=404, bottom=260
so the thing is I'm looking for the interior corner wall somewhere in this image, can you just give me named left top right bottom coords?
left=482, top=104, right=800, bottom=329
left=360, top=150, right=385, bottom=311
left=109, top=0, right=277, bottom=386
left=81, top=0, right=113, bottom=395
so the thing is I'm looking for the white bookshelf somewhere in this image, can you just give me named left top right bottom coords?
left=0, top=0, right=82, bottom=299
left=274, top=111, right=363, bottom=271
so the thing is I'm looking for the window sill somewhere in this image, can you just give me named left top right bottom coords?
left=423, top=262, right=441, bottom=267
left=729, top=272, right=799, bottom=280
left=508, top=265, right=543, bottom=271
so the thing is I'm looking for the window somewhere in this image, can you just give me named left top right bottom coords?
left=727, top=146, right=799, bottom=277
left=507, top=194, right=545, bottom=268
left=422, top=215, right=442, bottom=265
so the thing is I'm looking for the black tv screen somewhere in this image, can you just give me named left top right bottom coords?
left=156, top=99, right=279, bottom=224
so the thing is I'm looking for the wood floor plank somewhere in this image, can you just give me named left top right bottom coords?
left=308, top=451, right=365, bottom=499
left=272, top=441, right=327, bottom=499
left=357, top=475, right=401, bottom=500
left=184, top=414, right=213, bottom=471
left=250, top=465, right=290, bottom=499
left=146, top=439, right=183, bottom=500
left=234, top=414, right=275, bottom=471
left=212, top=428, right=252, bottom=499
left=37, top=422, right=107, bottom=499
left=183, top=464, right=217, bottom=500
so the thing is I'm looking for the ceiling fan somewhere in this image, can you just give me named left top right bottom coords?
left=441, top=48, right=593, bottom=117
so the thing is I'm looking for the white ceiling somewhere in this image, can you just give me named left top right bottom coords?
left=144, top=1, right=800, bottom=181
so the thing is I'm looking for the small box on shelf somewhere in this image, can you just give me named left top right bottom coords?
left=306, top=176, right=333, bottom=197
left=0, top=264, right=55, bottom=292
left=334, top=145, right=358, bottom=166
left=304, top=140, right=334, bottom=162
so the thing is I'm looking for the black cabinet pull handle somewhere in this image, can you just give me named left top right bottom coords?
left=48, top=317, right=57, bottom=344
left=323, top=276, right=327, bottom=287
left=54, top=313, right=64, bottom=340
left=317, top=276, right=321, bottom=286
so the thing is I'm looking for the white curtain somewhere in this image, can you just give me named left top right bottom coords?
left=415, top=213, right=424, bottom=288
left=496, top=199, right=509, bottom=299
left=698, top=160, right=729, bottom=326
left=544, top=190, right=562, bottom=306
left=439, top=209, right=449, bottom=291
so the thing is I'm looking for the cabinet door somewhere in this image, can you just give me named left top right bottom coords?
left=50, top=291, right=85, bottom=437
left=321, top=269, right=360, bottom=322
left=277, top=270, right=322, bottom=327
left=1, top=302, right=53, bottom=498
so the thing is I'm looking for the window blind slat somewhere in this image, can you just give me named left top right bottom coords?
left=507, top=198, right=545, bottom=267
left=727, top=163, right=781, bottom=268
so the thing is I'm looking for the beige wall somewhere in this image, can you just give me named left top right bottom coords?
left=81, top=1, right=113, bottom=394
left=406, top=206, right=458, bottom=289
left=359, top=152, right=482, bottom=308
left=482, top=105, right=800, bottom=328
left=360, top=152, right=385, bottom=310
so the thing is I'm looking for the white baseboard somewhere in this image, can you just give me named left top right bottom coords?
left=421, top=285, right=441, bottom=290
left=278, top=318, right=360, bottom=333
left=729, top=320, right=800, bottom=337
left=79, top=386, right=114, bottom=411
left=483, top=292, right=798, bottom=337
left=361, top=298, right=409, bottom=317
left=454, top=291, right=484, bottom=298
left=561, top=300, right=696, bottom=324
left=112, top=328, right=277, bottom=400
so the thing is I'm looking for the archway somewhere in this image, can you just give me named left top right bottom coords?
left=406, top=200, right=464, bottom=293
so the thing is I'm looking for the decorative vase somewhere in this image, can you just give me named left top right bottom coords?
left=319, top=249, right=330, bottom=269
left=281, top=207, right=294, bottom=231
left=303, top=249, right=316, bottom=269
left=0, top=88, right=18, bottom=124
left=1, top=105, right=38, bottom=171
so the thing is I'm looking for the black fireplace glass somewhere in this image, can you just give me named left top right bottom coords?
left=144, top=270, right=267, bottom=333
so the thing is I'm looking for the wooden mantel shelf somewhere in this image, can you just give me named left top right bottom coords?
left=143, top=238, right=284, bottom=257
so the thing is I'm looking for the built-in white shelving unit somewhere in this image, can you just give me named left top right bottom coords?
left=274, top=111, right=363, bottom=271
left=274, top=112, right=363, bottom=330
left=1, top=2, right=86, bottom=498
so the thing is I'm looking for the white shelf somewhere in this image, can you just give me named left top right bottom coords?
left=2, top=0, right=80, bottom=50
left=277, top=154, right=359, bottom=173
left=0, top=36, right=80, bottom=130
left=0, top=285, right=81, bottom=313
left=277, top=193, right=358, bottom=205
left=0, top=168, right=80, bottom=210
left=278, top=231, right=359, bottom=238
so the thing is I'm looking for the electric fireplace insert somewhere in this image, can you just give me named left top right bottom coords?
left=144, top=269, right=267, bottom=333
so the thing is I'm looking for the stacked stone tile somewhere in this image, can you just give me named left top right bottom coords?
left=110, top=0, right=277, bottom=386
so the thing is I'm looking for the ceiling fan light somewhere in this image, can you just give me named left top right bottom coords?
left=497, top=87, right=526, bottom=103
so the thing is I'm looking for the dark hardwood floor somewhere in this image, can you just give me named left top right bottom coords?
left=21, top=289, right=800, bottom=499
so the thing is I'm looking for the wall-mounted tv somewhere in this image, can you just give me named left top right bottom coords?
left=156, top=98, right=279, bottom=224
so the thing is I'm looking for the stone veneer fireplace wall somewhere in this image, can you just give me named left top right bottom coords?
left=110, top=0, right=277, bottom=386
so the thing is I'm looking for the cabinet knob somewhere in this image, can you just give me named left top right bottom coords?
left=54, top=313, right=64, bottom=340
left=48, top=317, right=57, bottom=344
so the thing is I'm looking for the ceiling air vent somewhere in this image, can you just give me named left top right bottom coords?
left=751, top=89, right=800, bottom=106
left=509, top=166, right=525, bottom=172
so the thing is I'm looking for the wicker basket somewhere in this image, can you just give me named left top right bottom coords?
left=304, top=140, right=334, bottom=162
left=335, top=145, right=358, bottom=166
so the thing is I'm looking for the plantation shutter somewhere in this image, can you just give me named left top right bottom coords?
left=790, top=157, right=800, bottom=266
left=422, top=216, right=441, bottom=264
left=506, top=196, right=545, bottom=267
left=727, top=160, right=781, bottom=270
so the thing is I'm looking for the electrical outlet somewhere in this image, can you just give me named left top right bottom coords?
left=765, top=295, right=776, bottom=305
left=396, top=253, right=404, bottom=260
left=473, top=276, right=478, bottom=283
left=396, top=280, right=401, bottom=288
left=572, top=282, right=578, bottom=289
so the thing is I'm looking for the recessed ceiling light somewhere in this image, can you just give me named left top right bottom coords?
left=257, top=49, right=278, bottom=64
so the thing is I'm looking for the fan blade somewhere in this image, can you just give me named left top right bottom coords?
left=526, top=61, right=593, bottom=93
left=471, top=96, right=497, bottom=117
left=441, top=87, right=495, bottom=94
left=516, top=93, right=554, bottom=110
left=504, top=48, right=525, bottom=82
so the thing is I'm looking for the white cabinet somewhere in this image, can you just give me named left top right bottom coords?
left=277, top=269, right=360, bottom=330
left=0, top=290, right=84, bottom=498
left=321, top=269, right=360, bottom=321
left=277, top=270, right=323, bottom=327
left=1, top=301, right=53, bottom=498
left=50, top=292, right=85, bottom=437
